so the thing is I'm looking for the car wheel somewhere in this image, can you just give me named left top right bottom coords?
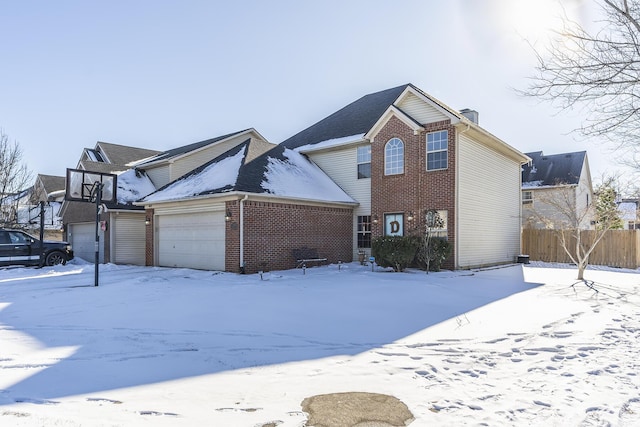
left=45, top=251, right=67, bottom=266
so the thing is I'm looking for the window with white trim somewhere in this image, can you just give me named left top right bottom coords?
left=426, top=209, right=448, bottom=239
left=357, top=215, right=372, bottom=248
left=357, top=146, right=371, bottom=179
left=384, top=138, right=404, bottom=175
left=522, top=191, right=533, bottom=205
left=384, top=213, right=404, bottom=236
left=426, top=130, right=448, bottom=171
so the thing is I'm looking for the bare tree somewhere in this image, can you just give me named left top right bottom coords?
left=524, top=0, right=640, bottom=162
left=0, top=129, right=33, bottom=227
left=528, top=178, right=622, bottom=280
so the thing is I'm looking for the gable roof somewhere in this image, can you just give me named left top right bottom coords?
left=522, top=151, right=587, bottom=187
left=280, top=85, right=408, bottom=150
left=140, top=140, right=356, bottom=205
left=93, top=142, right=161, bottom=166
left=37, top=174, right=66, bottom=193
left=137, top=129, right=257, bottom=167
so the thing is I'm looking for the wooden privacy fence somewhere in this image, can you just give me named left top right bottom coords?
left=522, top=229, right=640, bottom=269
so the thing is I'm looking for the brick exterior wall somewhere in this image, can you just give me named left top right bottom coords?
left=225, top=199, right=353, bottom=274
left=145, top=208, right=154, bottom=266
left=371, top=116, right=457, bottom=269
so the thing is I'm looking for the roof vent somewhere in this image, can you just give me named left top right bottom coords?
left=460, top=109, right=479, bottom=124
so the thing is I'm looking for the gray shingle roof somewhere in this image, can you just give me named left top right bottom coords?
left=37, top=174, right=66, bottom=193
left=233, top=85, right=411, bottom=195
left=281, top=84, right=409, bottom=149
left=95, top=142, right=161, bottom=165
left=137, top=129, right=250, bottom=165
left=522, top=151, right=586, bottom=186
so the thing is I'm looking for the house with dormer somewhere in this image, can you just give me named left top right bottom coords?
left=61, top=142, right=162, bottom=263
left=521, top=150, right=594, bottom=230
left=138, top=84, right=530, bottom=273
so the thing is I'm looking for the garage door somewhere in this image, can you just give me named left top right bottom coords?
left=68, top=222, right=104, bottom=263
left=157, top=211, right=225, bottom=270
left=113, top=213, right=146, bottom=265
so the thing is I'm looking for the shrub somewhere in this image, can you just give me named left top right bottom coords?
left=417, top=236, right=452, bottom=272
left=372, top=236, right=420, bottom=272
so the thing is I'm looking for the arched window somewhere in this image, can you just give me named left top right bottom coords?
left=384, top=138, right=404, bottom=175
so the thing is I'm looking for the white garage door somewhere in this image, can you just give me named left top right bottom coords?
left=113, top=213, right=146, bottom=265
left=68, top=222, right=104, bottom=263
left=157, top=211, right=225, bottom=270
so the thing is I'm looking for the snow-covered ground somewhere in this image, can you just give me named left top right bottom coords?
left=1, top=260, right=639, bottom=426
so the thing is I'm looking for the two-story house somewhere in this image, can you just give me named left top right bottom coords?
left=139, top=84, right=530, bottom=273
left=521, top=151, right=594, bottom=230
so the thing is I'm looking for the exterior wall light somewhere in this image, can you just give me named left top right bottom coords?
left=372, top=214, right=379, bottom=224
left=145, top=216, right=151, bottom=226
left=225, top=209, right=233, bottom=222
left=407, top=211, right=414, bottom=222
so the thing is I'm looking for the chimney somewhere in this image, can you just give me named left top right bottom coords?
left=460, top=108, right=479, bottom=124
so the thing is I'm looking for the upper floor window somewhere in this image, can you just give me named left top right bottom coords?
left=357, top=146, right=371, bottom=179
left=426, top=130, right=448, bottom=171
left=85, top=148, right=105, bottom=162
left=385, top=138, right=404, bottom=175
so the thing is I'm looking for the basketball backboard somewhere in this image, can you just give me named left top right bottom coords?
left=65, top=168, right=118, bottom=203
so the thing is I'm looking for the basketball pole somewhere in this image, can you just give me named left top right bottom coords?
left=94, top=183, right=103, bottom=287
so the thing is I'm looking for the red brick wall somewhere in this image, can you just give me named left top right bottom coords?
left=371, top=116, right=456, bottom=269
left=226, top=199, right=353, bottom=273
left=145, top=208, right=154, bottom=266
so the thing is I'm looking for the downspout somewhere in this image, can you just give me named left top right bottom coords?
left=456, top=121, right=471, bottom=269
left=239, top=194, right=249, bottom=272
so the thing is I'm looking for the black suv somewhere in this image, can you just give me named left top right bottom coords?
left=0, top=229, right=74, bottom=267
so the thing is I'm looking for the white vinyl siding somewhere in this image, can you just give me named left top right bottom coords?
left=112, top=213, right=146, bottom=265
left=307, top=146, right=370, bottom=260
left=68, top=222, right=104, bottom=263
left=146, top=165, right=171, bottom=189
left=457, top=133, right=521, bottom=268
left=156, top=210, right=225, bottom=270
left=396, top=92, right=448, bottom=125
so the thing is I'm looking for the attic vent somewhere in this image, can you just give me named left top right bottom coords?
left=460, top=109, right=479, bottom=124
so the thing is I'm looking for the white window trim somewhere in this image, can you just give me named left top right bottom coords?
left=385, top=138, right=404, bottom=175
left=426, top=130, right=448, bottom=171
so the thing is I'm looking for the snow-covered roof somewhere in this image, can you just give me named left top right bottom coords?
left=261, top=149, right=355, bottom=203
left=116, top=169, right=157, bottom=204
left=143, top=148, right=244, bottom=203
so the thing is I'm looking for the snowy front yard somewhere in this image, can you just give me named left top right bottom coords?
left=1, top=260, right=639, bottom=426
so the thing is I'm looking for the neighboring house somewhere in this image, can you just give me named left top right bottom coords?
left=138, top=83, right=529, bottom=273
left=521, top=151, right=594, bottom=230
left=64, top=130, right=274, bottom=266
left=61, top=142, right=162, bottom=263
left=25, top=174, right=67, bottom=239
left=619, top=199, right=640, bottom=229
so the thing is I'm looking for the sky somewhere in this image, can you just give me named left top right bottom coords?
left=0, top=0, right=627, bottom=185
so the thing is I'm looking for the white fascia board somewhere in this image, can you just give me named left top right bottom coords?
left=364, top=106, right=425, bottom=142
left=295, top=134, right=367, bottom=154
left=137, top=191, right=359, bottom=210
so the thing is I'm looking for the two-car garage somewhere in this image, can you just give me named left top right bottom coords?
left=154, top=208, right=225, bottom=271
